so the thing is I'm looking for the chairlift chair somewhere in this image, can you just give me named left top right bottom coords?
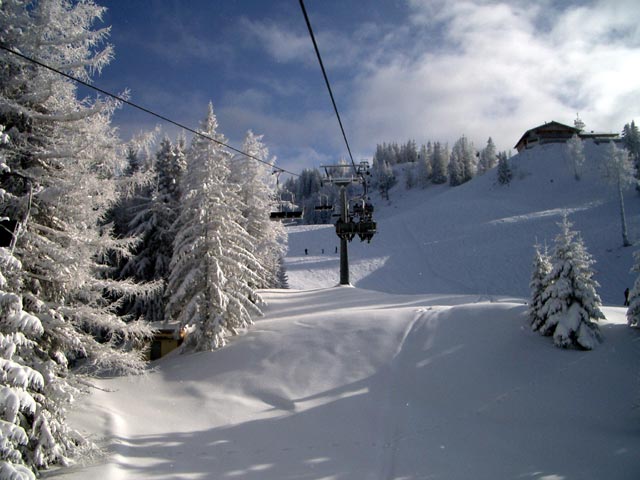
left=314, top=193, right=334, bottom=212
left=269, top=190, right=303, bottom=221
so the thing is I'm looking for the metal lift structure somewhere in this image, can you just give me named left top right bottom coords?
left=321, top=161, right=377, bottom=285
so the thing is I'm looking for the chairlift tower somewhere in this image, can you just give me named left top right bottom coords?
left=321, top=161, right=376, bottom=285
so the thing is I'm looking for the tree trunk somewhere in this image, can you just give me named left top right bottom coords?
left=619, top=180, right=631, bottom=247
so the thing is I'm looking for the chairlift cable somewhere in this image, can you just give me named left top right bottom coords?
left=0, top=44, right=300, bottom=178
left=299, top=0, right=359, bottom=178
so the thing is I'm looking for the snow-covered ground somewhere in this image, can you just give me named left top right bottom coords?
left=54, top=143, right=640, bottom=480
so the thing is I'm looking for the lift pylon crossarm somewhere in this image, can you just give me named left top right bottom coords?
left=320, top=163, right=366, bottom=186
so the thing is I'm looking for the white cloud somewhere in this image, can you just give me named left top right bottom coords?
left=348, top=0, right=640, bottom=152
left=239, top=18, right=313, bottom=64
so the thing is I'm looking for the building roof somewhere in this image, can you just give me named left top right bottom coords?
left=514, top=121, right=580, bottom=150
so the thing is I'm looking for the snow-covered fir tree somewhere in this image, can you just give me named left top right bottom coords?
left=116, top=135, right=188, bottom=321
left=477, top=137, right=498, bottom=175
left=430, top=142, right=448, bottom=185
left=447, top=147, right=464, bottom=186
left=0, top=0, right=152, bottom=373
left=565, top=134, right=585, bottom=180
left=416, top=143, right=432, bottom=187
left=230, top=130, right=287, bottom=288
left=626, top=249, right=640, bottom=328
left=621, top=120, right=640, bottom=177
left=400, top=140, right=418, bottom=164
left=449, top=135, right=476, bottom=186
left=166, top=104, right=264, bottom=351
left=601, top=141, right=635, bottom=247
left=0, top=247, right=44, bottom=480
left=1, top=2, right=153, bottom=474
left=497, top=152, right=512, bottom=185
left=529, top=243, right=552, bottom=332
left=538, top=215, right=604, bottom=349
left=372, top=156, right=395, bottom=200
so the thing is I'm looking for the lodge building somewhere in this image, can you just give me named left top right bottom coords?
left=514, top=119, right=620, bottom=153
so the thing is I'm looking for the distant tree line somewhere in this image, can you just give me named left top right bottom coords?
left=369, top=137, right=511, bottom=196
left=284, top=137, right=511, bottom=218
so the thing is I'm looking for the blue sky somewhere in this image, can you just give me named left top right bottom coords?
left=94, top=0, right=640, bottom=174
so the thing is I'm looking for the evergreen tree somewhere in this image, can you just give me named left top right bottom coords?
left=458, top=136, right=477, bottom=183
left=447, top=135, right=476, bottom=185
left=372, top=156, right=395, bottom=200
left=538, top=216, right=604, bottom=349
left=0, top=2, right=152, bottom=474
left=113, top=136, right=187, bottom=322
left=430, top=142, right=448, bottom=185
left=602, top=142, right=635, bottom=247
left=400, top=140, right=418, bottom=164
left=529, top=243, right=552, bottom=332
left=448, top=146, right=464, bottom=186
left=497, top=152, right=512, bottom=185
left=230, top=130, right=286, bottom=288
left=416, top=143, right=432, bottom=187
left=566, top=134, right=585, bottom=180
left=1, top=247, right=45, bottom=479
left=477, top=137, right=498, bottom=175
left=0, top=0, right=151, bottom=373
left=166, top=104, right=263, bottom=351
left=627, top=250, right=640, bottom=328
left=621, top=120, right=640, bottom=177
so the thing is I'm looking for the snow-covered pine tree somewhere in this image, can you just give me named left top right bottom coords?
left=529, top=243, right=552, bottom=332
left=111, top=135, right=186, bottom=322
left=0, top=242, right=90, bottom=478
left=430, top=142, right=448, bottom=185
left=166, top=104, right=263, bottom=351
left=538, top=215, right=604, bottom=349
left=0, top=247, right=44, bottom=480
left=0, top=4, right=156, bottom=475
left=372, top=156, right=395, bottom=200
left=1, top=0, right=152, bottom=372
left=497, top=152, right=512, bottom=185
left=0, top=3, right=157, bottom=474
left=416, top=143, right=432, bottom=188
left=153, top=135, right=187, bottom=275
left=448, top=135, right=476, bottom=186
left=0, top=129, right=46, bottom=479
left=566, top=134, right=585, bottom=180
left=601, top=141, right=635, bottom=247
left=400, top=140, right=418, bottom=164
left=627, top=250, right=640, bottom=328
left=447, top=146, right=463, bottom=186
left=458, top=135, right=476, bottom=183
left=477, top=137, right=498, bottom=175
left=230, top=131, right=286, bottom=289
left=621, top=120, right=640, bottom=177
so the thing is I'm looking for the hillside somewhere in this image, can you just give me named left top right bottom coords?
left=286, top=141, right=639, bottom=304
left=55, top=141, right=640, bottom=480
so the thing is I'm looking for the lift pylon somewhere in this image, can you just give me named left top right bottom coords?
left=320, top=161, right=377, bottom=285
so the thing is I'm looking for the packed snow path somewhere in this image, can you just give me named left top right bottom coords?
left=61, top=287, right=639, bottom=480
